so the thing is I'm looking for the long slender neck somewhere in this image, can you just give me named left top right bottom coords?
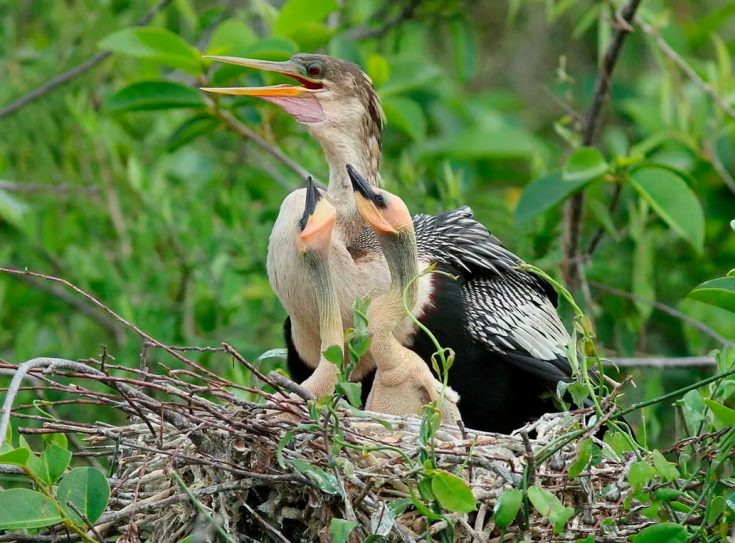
left=312, top=129, right=382, bottom=242
left=304, top=251, right=344, bottom=353
left=373, top=229, right=419, bottom=328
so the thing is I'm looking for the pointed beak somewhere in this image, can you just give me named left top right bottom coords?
left=347, top=165, right=398, bottom=235
left=299, top=177, right=336, bottom=254
left=201, top=56, right=321, bottom=97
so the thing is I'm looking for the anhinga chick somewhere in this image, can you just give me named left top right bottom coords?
left=347, top=165, right=461, bottom=424
left=295, top=178, right=343, bottom=399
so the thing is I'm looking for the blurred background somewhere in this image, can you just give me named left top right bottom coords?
left=1, top=0, right=734, bottom=447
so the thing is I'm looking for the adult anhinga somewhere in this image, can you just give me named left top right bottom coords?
left=204, top=54, right=573, bottom=433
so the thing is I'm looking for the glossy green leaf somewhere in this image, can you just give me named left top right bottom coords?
left=563, top=147, right=608, bottom=182
left=104, top=81, right=205, bottom=112
left=329, top=518, right=358, bottom=543
left=27, top=444, right=71, bottom=485
left=515, top=171, right=591, bottom=225
left=0, top=447, right=30, bottom=466
left=631, top=522, right=687, bottom=543
left=0, top=489, right=63, bottom=530
left=290, top=458, right=340, bottom=495
left=431, top=470, right=476, bottom=513
left=629, top=166, right=704, bottom=252
left=57, top=467, right=111, bottom=525
left=99, top=27, right=201, bottom=75
left=336, top=382, right=362, bottom=408
left=384, top=96, right=426, bottom=141
left=527, top=486, right=575, bottom=533
left=689, top=277, right=735, bottom=313
left=568, top=438, right=593, bottom=478
left=274, top=0, right=337, bottom=36
left=651, top=450, right=680, bottom=482
left=493, top=488, right=523, bottom=528
left=704, top=399, right=735, bottom=426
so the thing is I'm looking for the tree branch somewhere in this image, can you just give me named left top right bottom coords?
left=561, top=0, right=643, bottom=288
left=607, top=356, right=716, bottom=368
left=0, top=0, right=174, bottom=120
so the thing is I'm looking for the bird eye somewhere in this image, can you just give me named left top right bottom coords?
left=306, top=62, right=324, bottom=78
left=373, top=194, right=386, bottom=208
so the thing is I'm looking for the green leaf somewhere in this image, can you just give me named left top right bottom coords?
left=104, top=81, right=205, bottom=112
left=56, top=467, right=111, bottom=525
left=689, top=277, right=735, bottom=314
left=527, top=486, right=575, bottom=533
left=99, top=27, right=201, bottom=75
left=336, top=381, right=362, bottom=408
left=562, top=147, right=608, bottom=183
left=631, top=522, right=687, bottom=543
left=431, top=470, right=476, bottom=513
left=629, top=166, right=704, bottom=252
left=166, top=114, right=219, bottom=152
left=575, top=537, right=595, bottom=543
left=0, top=189, right=28, bottom=229
left=290, top=458, right=340, bottom=495
left=0, top=447, right=30, bottom=466
left=27, top=444, right=72, bottom=485
left=651, top=450, right=680, bottom=482
left=704, top=399, right=735, bottom=426
left=206, top=19, right=257, bottom=56
left=515, top=171, right=591, bottom=225
left=628, top=461, right=656, bottom=492
left=568, top=438, right=593, bottom=478
left=493, top=488, right=523, bottom=528
left=384, top=96, right=426, bottom=141
left=273, top=0, right=338, bottom=36
left=42, top=433, right=69, bottom=450
left=0, top=488, right=63, bottom=530
left=727, top=491, right=735, bottom=513
left=329, top=518, right=358, bottom=543
left=422, top=126, right=540, bottom=162
left=323, top=345, right=343, bottom=366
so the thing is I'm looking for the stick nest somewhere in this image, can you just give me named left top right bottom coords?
left=1, top=353, right=675, bottom=542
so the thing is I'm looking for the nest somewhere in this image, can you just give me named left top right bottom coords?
left=0, top=349, right=669, bottom=542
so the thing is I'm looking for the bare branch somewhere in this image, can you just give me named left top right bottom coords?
left=590, top=280, right=734, bottom=347
left=562, top=0, right=643, bottom=288
left=0, top=0, right=174, bottom=120
left=607, top=356, right=716, bottom=368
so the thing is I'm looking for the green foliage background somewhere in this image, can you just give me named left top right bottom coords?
left=1, top=0, right=734, bottom=446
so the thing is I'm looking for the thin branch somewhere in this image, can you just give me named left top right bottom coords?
left=0, top=180, right=99, bottom=195
left=8, top=271, right=125, bottom=344
left=590, top=281, right=734, bottom=346
left=211, top=107, right=315, bottom=183
left=635, top=15, right=735, bottom=122
left=0, top=0, right=174, bottom=120
left=562, top=0, right=643, bottom=288
left=606, top=356, right=716, bottom=368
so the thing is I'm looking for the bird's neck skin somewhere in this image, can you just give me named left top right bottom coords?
left=304, top=251, right=344, bottom=356
left=314, top=130, right=381, bottom=242
left=370, top=230, right=419, bottom=332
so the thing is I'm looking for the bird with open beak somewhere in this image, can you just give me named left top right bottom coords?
left=203, top=54, right=576, bottom=434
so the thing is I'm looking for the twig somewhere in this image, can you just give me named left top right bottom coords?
left=66, top=502, right=105, bottom=543
left=241, top=502, right=293, bottom=543
left=607, top=356, right=716, bottom=368
left=590, top=281, right=733, bottom=346
left=635, top=15, right=735, bottom=122
left=171, top=471, right=236, bottom=543
left=0, top=0, right=174, bottom=120
left=268, top=371, right=315, bottom=401
left=0, top=180, right=99, bottom=195
left=210, top=107, right=315, bottom=182
left=562, top=0, right=643, bottom=288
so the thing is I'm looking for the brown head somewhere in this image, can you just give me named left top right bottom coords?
left=203, top=54, right=384, bottom=190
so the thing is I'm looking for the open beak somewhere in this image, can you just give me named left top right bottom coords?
left=299, top=177, right=336, bottom=254
left=347, top=164, right=398, bottom=235
left=201, top=56, right=322, bottom=97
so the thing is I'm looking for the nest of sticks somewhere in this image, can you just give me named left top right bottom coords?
left=0, top=346, right=678, bottom=543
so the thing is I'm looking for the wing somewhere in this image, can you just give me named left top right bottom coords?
left=463, top=271, right=573, bottom=383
